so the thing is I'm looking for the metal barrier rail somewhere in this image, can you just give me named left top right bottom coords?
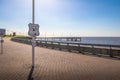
left=37, top=37, right=82, bottom=42
left=11, top=38, right=120, bottom=58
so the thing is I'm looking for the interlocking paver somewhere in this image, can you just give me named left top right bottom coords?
left=0, top=38, right=120, bottom=80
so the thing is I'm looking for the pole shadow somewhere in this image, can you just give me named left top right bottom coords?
left=27, top=66, right=34, bottom=80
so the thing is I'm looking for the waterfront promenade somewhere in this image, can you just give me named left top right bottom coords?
left=0, top=38, right=120, bottom=80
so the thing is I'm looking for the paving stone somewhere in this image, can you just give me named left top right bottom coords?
left=0, top=38, right=120, bottom=80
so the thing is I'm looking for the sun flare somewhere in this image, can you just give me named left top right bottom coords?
left=36, top=0, right=57, bottom=7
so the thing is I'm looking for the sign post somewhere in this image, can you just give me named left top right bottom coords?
left=0, top=37, right=3, bottom=54
left=28, top=0, right=40, bottom=68
left=0, top=29, right=5, bottom=54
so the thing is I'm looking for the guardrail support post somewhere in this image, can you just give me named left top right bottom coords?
left=58, top=42, right=61, bottom=50
left=109, top=45, right=113, bottom=57
left=92, top=45, right=95, bottom=55
left=67, top=43, right=71, bottom=52
left=78, top=44, right=81, bottom=53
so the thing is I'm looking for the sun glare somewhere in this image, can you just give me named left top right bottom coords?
left=36, top=0, right=57, bottom=7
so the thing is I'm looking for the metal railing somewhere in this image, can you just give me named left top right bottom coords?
left=11, top=37, right=120, bottom=59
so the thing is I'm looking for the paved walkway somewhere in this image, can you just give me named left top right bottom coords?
left=0, top=38, right=120, bottom=80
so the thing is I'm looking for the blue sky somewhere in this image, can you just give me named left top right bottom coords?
left=0, top=0, right=120, bottom=37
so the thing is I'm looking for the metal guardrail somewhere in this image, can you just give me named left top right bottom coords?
left=11, top=38, right=120, bottom=58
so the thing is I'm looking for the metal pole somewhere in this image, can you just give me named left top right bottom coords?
left=0, top=37, right=3, bottom=54
left=0, top=37, right=2, bottom=54
left=32, top=0, right=35, bottom=68
left=32, top=0, right=35, bottom=24
left=32, top=37, right=35, bottom=68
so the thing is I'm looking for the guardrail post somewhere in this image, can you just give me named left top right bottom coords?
left=51, top=41, right=54, bottom=49
left=109, top=45, right=113, bottom=57
left=40, top=41, right=43, bottom=47
left=92, top=45, right=95, bottom=55
left=58, top=42, right=61, bottom=50
left=45, top=41, right=47, bottom=48
left=67, top=43, right=71, bottom=52
left=78, top=44, right=81, bottom=53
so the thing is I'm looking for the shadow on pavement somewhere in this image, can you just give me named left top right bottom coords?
left=27, top=66, right=34, bottom=80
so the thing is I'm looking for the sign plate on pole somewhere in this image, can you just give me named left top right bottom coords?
left=0, top=29, right=6, bottom=37
left=28, top=23, right=40, bottom=37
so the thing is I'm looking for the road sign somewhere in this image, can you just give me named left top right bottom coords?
left=31, top=38, right=36, bottom=47
left=28, top=23, right=40, bottom=37
left=0, top=29, right=6, bottom=36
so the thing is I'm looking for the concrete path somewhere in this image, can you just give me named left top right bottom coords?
left=0, top=38, right=120, bottom=80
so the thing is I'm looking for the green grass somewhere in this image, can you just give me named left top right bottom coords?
left=4, top=35, right=29, bottom=38
left=12, top=35, right=31, bottom=39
